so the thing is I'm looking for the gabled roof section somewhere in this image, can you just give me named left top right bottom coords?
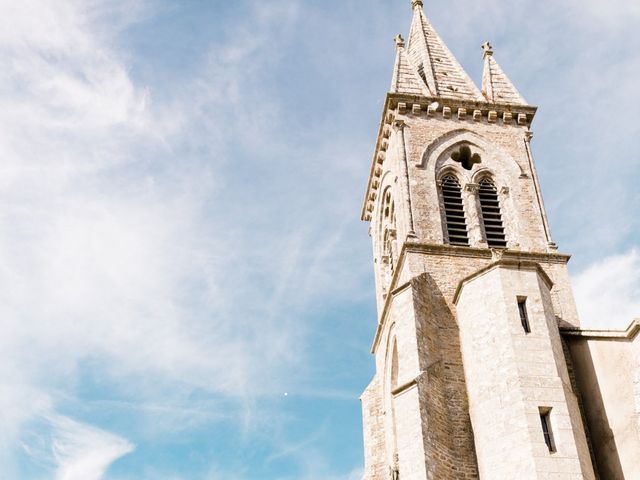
left=390, top=34, right=431, bottom=96
left=481, top=42, right=527, bottom=105
left=406, top=1, right=483, bottom=101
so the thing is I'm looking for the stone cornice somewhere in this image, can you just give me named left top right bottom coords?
left=404, top=242, right=570, bottom=264
left=391, top=373, right=421, bottom=397
left=561, top=319, right=640, bottom=341
left=370, top=242, right=570, bottom=353
left=361, top=93, right=538, bottom=222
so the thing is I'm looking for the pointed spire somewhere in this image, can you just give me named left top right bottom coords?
left=406, top=1, right=483, bottom=101
left=390, top=34, right=431, bottom=96
left=481, top=41, right=527, bottom=105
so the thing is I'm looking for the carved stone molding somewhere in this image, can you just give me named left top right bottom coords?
left=393, top=119, right=406, bottom=132
left=491, top=249, right=505, bottom=261
left=465, top=183, right=480, bottom=194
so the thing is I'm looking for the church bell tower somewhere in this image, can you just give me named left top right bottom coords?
left=359, top=2, right=603, bottom=478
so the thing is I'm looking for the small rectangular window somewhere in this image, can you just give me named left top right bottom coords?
left=518, top=297, right=531, bottom=333
left=539, top=408, right=556, bottom=453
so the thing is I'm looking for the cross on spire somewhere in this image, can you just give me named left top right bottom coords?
left=482, top=41, right=493, bottom=58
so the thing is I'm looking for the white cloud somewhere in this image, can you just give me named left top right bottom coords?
left=48, top=414, right=134, bottom=480
left=567, top=0, right=640, bottom=26
left=0, top=0, right=149, bottom=136
left=0, top=3, right=318, bottom=475
left=573, top=249, right=640, bottom=329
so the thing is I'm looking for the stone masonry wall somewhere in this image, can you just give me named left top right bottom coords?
left=361, top=375, right=387, bottom=480
left=455, top=264, right=595, bottom=479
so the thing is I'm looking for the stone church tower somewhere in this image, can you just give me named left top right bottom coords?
left=359, top=2, right=640, bottom=479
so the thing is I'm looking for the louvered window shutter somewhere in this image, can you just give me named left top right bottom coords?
left=441, top=175, right=469, bottom=246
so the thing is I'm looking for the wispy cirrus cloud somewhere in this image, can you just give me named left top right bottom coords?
left=0, top=0, right=310, bottom=475
left=50, top=415, right=134, bottom=480
left=19, top=413, right=134, bottom=480
left=1, top=0, right=371, bottom=476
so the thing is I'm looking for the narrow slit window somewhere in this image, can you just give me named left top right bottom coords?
left=441, top=175, right=469, bottom=246
left=539, top=408, right=556, bottom=453
left=479, top=178, right=507, bottom=248
left=518, top=297, right=531, bottom=333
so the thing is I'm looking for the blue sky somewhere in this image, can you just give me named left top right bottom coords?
left=1, top=1, right=638, bottom=479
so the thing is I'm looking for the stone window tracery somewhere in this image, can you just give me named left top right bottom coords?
left=380, top=188, right=398, bottom=292
left=451, top=144, right=481, bottom=170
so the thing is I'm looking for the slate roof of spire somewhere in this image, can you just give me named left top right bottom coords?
left=390, top=34, right=431, bottom=96
left=481, top=42, right=527, bottom=105
left=397, top=0, right=483, bottom=101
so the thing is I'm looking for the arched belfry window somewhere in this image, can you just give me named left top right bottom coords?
left=379, top=188, right=398, bottom=293
left=479, top=178, right=507, bottom=248
left=381, top=189, right=397, bottom=265
left=383, top=189, right=395, bottom=225
left=441, top=175, right=469, bottom=246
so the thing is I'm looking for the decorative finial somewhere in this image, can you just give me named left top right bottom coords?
left=482, top=41, right=494, bottom=58
left=412, top=0, right=423, bottom=9
left=394, top=34, right=405, bottom=49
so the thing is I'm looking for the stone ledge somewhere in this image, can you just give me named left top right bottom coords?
left=391, top=375, right=419, bottom=397
left=560, top=319, right=640, bottom=341
left=403, top=242, right=570, bottom=264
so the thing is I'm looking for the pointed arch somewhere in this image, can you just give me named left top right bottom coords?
left=419, top=129, right=489, bottom=170
left=383, top=325, right=400, bottom=471
left=418, top=128, right=527, bottom=179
